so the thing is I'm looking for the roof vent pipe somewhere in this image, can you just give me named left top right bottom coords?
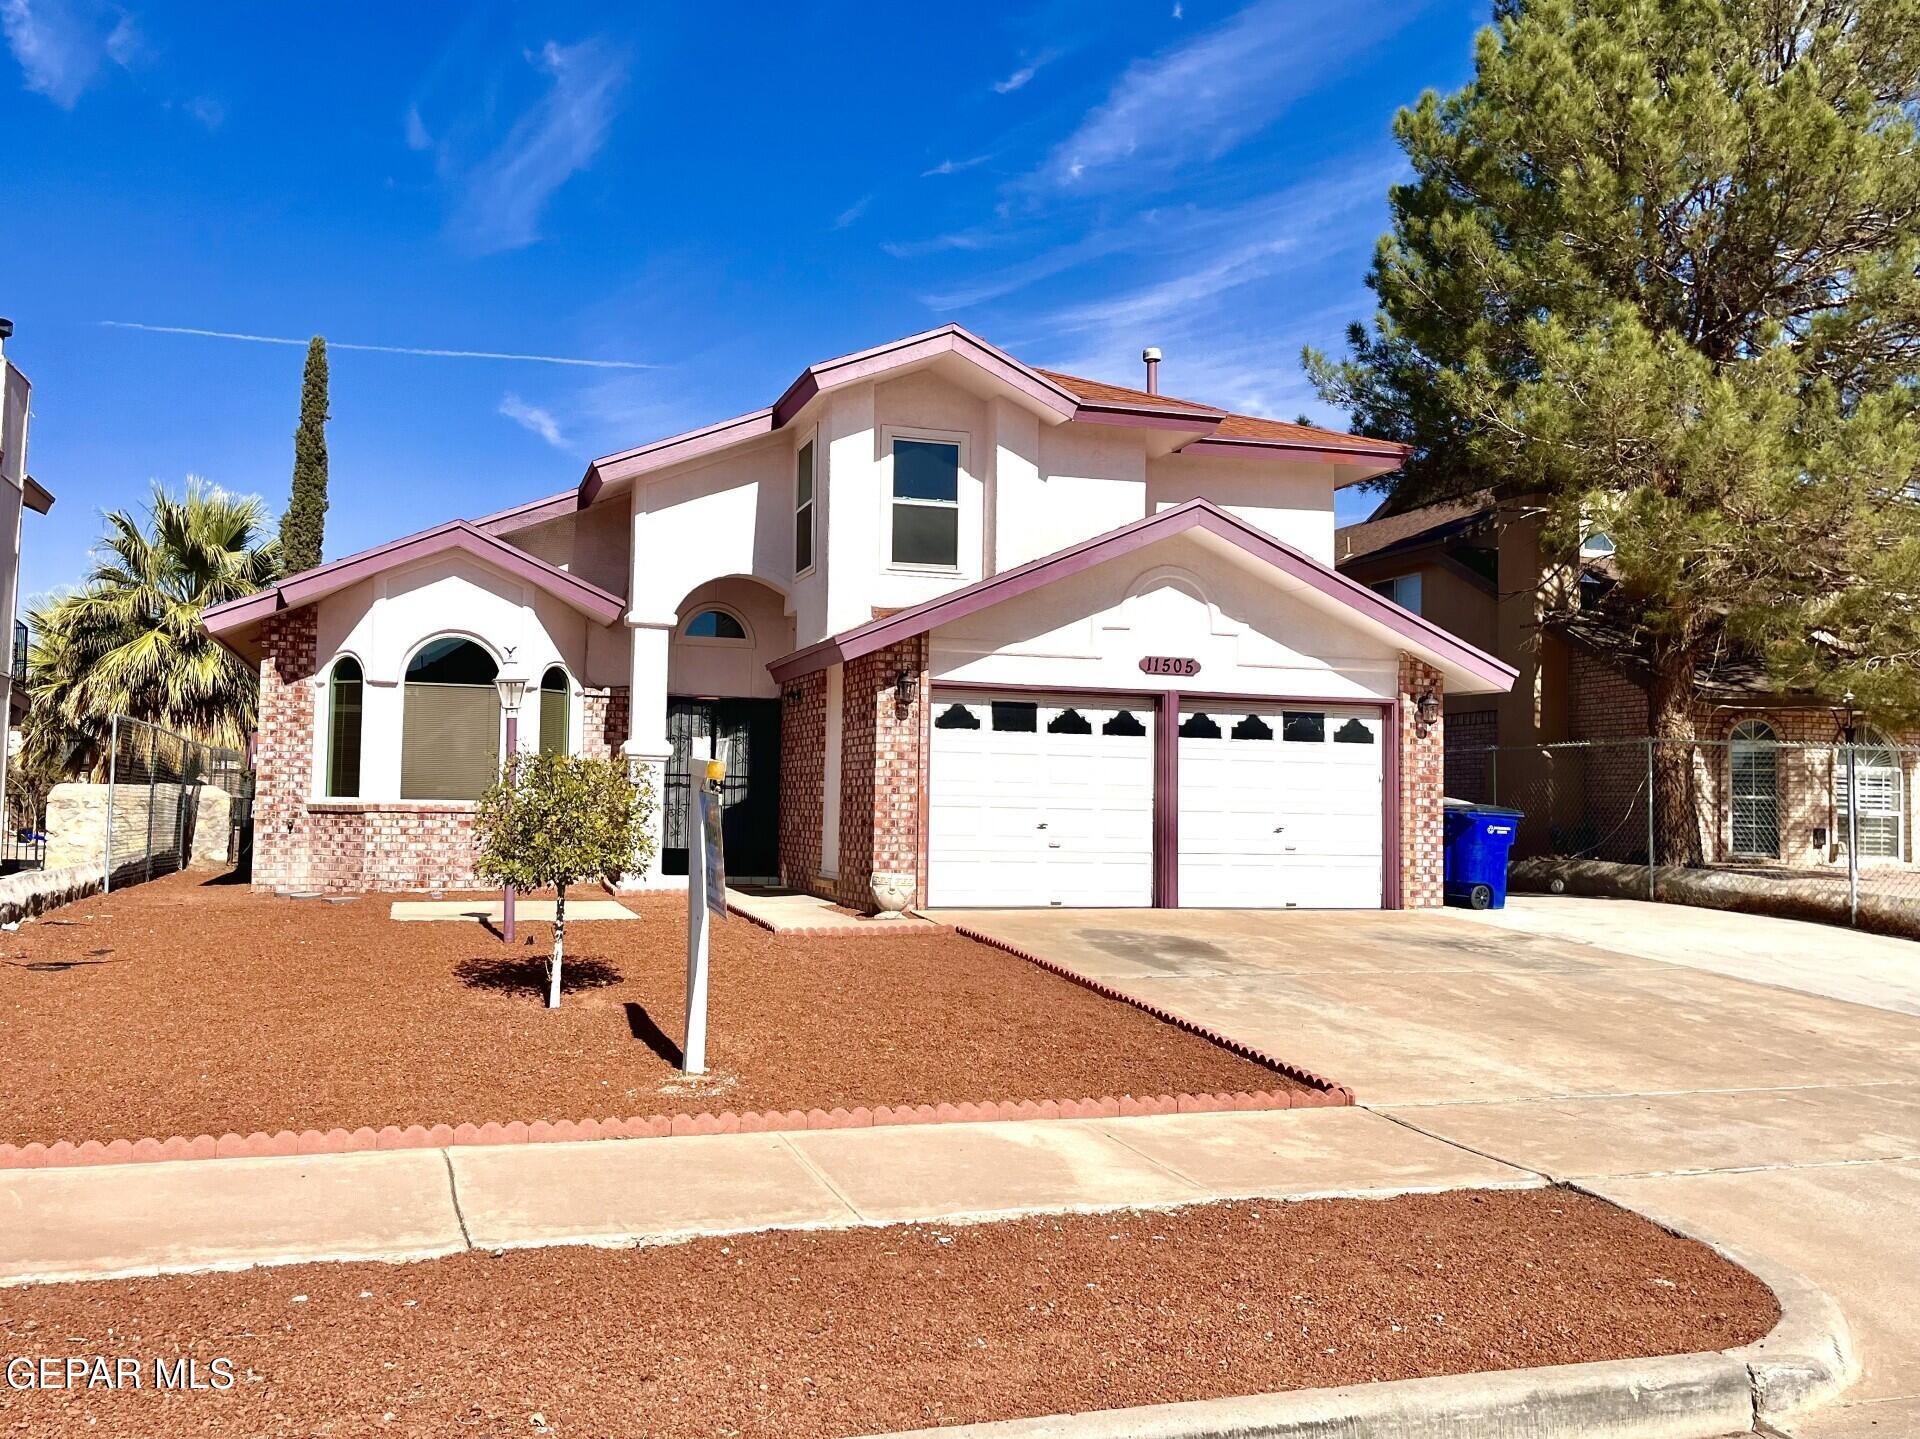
left=1142, top=346, right=1161, bottom=394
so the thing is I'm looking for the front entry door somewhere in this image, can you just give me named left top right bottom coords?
left=664, top=698, right=782, bottom=880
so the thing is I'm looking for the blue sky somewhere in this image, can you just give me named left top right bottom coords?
left=1, top=0, right=1490, bottom=603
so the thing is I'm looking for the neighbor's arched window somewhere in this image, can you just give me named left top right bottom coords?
left=684, top=608, right=747, bottom=641
left=539, top=665, right=570, bottom=757
left=1729, top=719, right=1779, bottom=858
left=325, top=657, right=363, bottom=797
left=400, top=637, right=499, bottom=800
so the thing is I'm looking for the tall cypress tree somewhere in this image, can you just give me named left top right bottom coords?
left=279, top=336, right=330, bottom=574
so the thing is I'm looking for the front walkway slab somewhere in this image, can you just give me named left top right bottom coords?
left=0, top=1149, right=465, bottom=1286
left=726, top=886, right=939, bottom=933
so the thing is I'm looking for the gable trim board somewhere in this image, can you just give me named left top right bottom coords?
left=769, top=499, right=1515, bottom=695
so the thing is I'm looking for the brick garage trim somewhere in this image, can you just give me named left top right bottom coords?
left=1398, top=654, right=1445, bottom=908
left=833, top=635, right=928, bottom=911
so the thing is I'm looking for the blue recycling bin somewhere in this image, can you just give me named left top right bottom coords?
left=1443, top=804, right=1524, bottom=909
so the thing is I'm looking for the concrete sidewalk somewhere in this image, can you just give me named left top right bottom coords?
left=0, top=1107, right=1532, bottom=1287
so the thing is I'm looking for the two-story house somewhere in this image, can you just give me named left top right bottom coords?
left=205, top=325, right=1513, bottom=910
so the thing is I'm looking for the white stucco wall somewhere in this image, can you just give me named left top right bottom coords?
left=928, top=533, right=1402, bottom=701
left=505, top=497, right=632, bottom=596
left=665, top=578, right=795, bottom=700
left=306, top=552, right=620, bottom=801
left=1145, top=451, right=1339, bottom=564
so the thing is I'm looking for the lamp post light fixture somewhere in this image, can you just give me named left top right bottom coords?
left=495, top=667, right=527, bottom=944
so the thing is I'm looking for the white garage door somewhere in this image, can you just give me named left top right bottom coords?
left=1177, top=704, right=1384, bottom=909
left=928, top=692, right=1155, bottom=907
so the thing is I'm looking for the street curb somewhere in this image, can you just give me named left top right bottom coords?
left=855, top=1352, right=1756, bottom=1439
left=1568, top=1181, right=1860, bottom=1427
left=856, top=1218, right=1855, bottom=1439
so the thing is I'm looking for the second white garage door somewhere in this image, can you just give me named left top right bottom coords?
left=1177, top=704, right=1385, bottom=909
left=927, top=692, right=1155, bottom=908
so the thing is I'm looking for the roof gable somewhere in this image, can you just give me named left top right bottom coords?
left=767, top=499, right=1516, bottom=694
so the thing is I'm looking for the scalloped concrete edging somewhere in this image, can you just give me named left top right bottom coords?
left=0, top=1087, right=1339, bottom=1172
left=854, top=1241, right=1855, bottom=1439
left=949, top=922, right=1356, bottom=1105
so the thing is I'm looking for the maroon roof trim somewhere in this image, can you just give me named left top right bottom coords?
left=202, top=520, right=625, bottom=636
left=471, top=489, right=581, bottom=537
left=21, top=476, right=52, bottom=514
left=769, top=326, right=1079, bottom=430
left=1179, top=436, right=1409, bottom=467
left=1074, top=406, right=1223, bottom=435
left=581, top=406, right=778, bottom=499
left=766, top=499, right=1517, bottom=690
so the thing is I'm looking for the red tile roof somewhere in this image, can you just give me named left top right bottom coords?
left=1038, top=368, right=1406, bottom=455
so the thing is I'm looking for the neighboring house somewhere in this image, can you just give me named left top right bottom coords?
left=1337, top=493, right=1904, bottom=870
left=204, top=325, right=1514, bottom=910
left=0, top=321, right=57, bottom=806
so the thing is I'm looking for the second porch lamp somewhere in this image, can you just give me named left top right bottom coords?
left=495, top=667, right=528, bottom=944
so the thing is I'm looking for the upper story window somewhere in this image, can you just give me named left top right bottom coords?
left=794, top=438, right=816, bottom=575
left=685, top=608, right=748, bottom=641
left=1368, top=573, right=1423, bottom=615
left=889, top=435, right=960, bottom=569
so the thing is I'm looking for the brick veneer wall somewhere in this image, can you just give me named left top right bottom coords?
left=253, top=606, right=318, bottom=892
left=835, top=635, right=930, bottom=911
left=581, top=686, right=628, bottom=761
left=250, top=602, right=559, bottom=893
left=1444, top=708, right=1497, bottom=801
left=778, top=672, right=827, bottom=896
left=1398, top=654, right=1445, bottom=908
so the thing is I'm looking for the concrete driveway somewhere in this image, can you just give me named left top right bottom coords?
left=937, top=901, right=1920, bottom=1438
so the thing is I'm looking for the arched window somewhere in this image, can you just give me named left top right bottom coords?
left=326, top=657, right=363, bottom=797
left=684, top=609, right=747, bottom=641
left=401, top=637, right=499, bottom=800
left=539, top=665, right=570, bottom=757
left=1729, top=719, right=1779, bottom=858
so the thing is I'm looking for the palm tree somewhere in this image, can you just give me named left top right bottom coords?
left=22, top=481, right=279, bottom=778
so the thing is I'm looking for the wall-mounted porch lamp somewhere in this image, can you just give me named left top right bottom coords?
left=895, top=668, right=916, bottom=708
left=1415, top=687, right=1441, bottom=736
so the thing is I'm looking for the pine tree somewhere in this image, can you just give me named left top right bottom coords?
left=1308, top=0, right=1920, bottom=863
left=279, top=336, right=330, bottom=573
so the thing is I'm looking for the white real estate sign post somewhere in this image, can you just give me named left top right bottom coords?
left=683, top=754, right=728, bottom=1074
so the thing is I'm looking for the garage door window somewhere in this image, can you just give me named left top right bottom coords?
left=1333, top=718, right=1375, bottom=744
left=1283, top=712, right=1325, bottom=742
left=1230, top=714, right=1274, bottom=741
left=1103, top=710, right=1147, bottom=736
left=1180, top=712, right=1221, bottom=738
left=991, top=701, right=1037, bottom=732
left=1047, top=708, right=1093, bottom=734
left=934, top=703, right=980, bottom=730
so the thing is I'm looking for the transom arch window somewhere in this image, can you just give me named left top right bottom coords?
left=539, top=664, right=571, bottom=757
left=401, top=636, right=500, bottom=800
left=683, top=607, right=749, bottom=642
left=1729, top=719, right=1780, bottom=859
left=325, top=655, right=363, bottom=797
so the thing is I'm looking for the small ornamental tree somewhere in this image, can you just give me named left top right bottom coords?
left=474, top=753, right=657, bottom=1008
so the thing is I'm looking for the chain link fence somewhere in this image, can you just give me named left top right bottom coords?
left=1450, top=736, right=1920, bottom=934
left=102, top=716, right=250, bottom=890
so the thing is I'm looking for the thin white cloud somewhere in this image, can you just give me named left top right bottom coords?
left=444, top=37, right=630, bottom=255
left=1, top=0, right=126, bottom=107
left=832, top=195, right=872, bottom=230
left=186, top=94, right=223, bottom=130
left=403, top=103, right=432, bottom=152
left=1171, top=1, right=1183, bottom=17
left=99, top=321, right=656, bottom=369
left=1032, top=0, right=1422, bottom=190
left=921, top=154, right=989, bottom=178
left=499, top=394, right=568, bottom=449
left=992, top=50, right=1054, bottom=94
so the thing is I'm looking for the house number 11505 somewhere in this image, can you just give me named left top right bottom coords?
left=1139, top=655, right=1201, bottom=677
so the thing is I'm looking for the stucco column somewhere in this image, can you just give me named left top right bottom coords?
left=619, top=614, right=674, bottom=888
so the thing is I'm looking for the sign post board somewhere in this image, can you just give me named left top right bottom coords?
left=683, top=757, right=727, bottom=1074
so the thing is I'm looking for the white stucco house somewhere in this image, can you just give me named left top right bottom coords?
left=0, top=321, right=57, bottom=825
left=204, top=325, right=1513, bottom=909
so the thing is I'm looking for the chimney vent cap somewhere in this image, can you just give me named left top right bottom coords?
left=1141, top=346, right=1162, bottom=362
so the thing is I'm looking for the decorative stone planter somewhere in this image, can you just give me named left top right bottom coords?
left=869, top=871, right=915, bottom=918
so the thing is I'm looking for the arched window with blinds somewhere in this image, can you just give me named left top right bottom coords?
left=326, top=657, right=363, bottom=797
left=539, top=666, right=570, bottom=757
left=400, top=637, right=500, bottom=800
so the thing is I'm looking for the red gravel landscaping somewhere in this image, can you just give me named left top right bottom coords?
left=0, top=870, right=1303, bottom=1149
left=0, top=1188, right=1778, bottom=1439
